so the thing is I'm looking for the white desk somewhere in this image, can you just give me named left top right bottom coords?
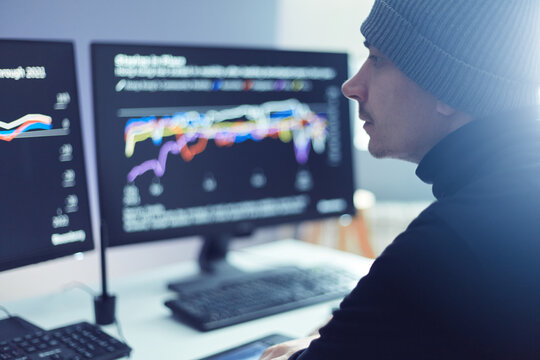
left=4, top=240, right=373, bottom=360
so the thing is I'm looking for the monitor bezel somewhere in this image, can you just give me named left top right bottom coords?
left=0, top=39, right=95, bottom=272
left=91, top=41, right=356, bottom=248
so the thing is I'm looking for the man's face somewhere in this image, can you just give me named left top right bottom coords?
left=342, top=45, right=455, bottom=163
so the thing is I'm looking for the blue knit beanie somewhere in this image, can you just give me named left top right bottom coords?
left=361, top=0, right=540, bottom=117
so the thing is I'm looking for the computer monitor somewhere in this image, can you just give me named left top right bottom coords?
left=91, top=42, right=355, bottom=276
left=0, top=39, right=93, bottom=334
left=0, top=39, right=94, bottom=272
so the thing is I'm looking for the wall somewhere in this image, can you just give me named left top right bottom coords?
left=0, top=0, right=279, bottom=302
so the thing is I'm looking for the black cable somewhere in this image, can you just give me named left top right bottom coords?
left=61, top=281, right=98, bottom=297
left=113, top=319, right=131, bottom=358
left=0, top=305, right=12, bottom=318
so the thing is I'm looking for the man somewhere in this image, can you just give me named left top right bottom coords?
left=262, top=0, right=540, bottom=358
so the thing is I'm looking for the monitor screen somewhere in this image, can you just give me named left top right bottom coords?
left=0, top=40, right=94, bottom=271
left=92, top=43, right=355, bottom=247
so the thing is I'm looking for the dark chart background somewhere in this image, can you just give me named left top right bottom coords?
left=92, top=43, right=355, bottom=246
left=0, top=40, right=93, bottom=271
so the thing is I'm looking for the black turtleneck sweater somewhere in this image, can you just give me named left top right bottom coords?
left=291, top=108, right=540, bottom=359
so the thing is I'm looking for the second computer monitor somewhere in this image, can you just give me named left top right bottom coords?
left=92, top=42, right=355, bottom=248
left=0, top=39, right=93, bottom=272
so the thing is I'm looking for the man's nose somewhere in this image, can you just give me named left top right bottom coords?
left=341, top=65, right=368, bottom=103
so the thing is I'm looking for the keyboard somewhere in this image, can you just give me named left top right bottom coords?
left=165, top=266, right=358, bottom=331
left=0, top=321, right=131, bottom=360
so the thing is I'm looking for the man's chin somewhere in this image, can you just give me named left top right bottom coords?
left=368, top=144, right=419, bottom=163
left=367, top=142, right=387, bottom=159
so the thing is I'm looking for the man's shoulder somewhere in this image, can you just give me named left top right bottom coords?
left=403, top=178, right=540, bottom=275
left=422, top=174, right=540, bottom=236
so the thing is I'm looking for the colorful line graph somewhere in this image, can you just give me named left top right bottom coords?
left=125, top=99, right=328, bottom=182
left=0, top=114, right=52, bottom=142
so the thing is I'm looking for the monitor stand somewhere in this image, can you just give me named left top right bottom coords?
left=167, top=233, right=248, bottom=293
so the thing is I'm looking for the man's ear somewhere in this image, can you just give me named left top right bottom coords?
left=436, top=100, right=456, bottom=116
